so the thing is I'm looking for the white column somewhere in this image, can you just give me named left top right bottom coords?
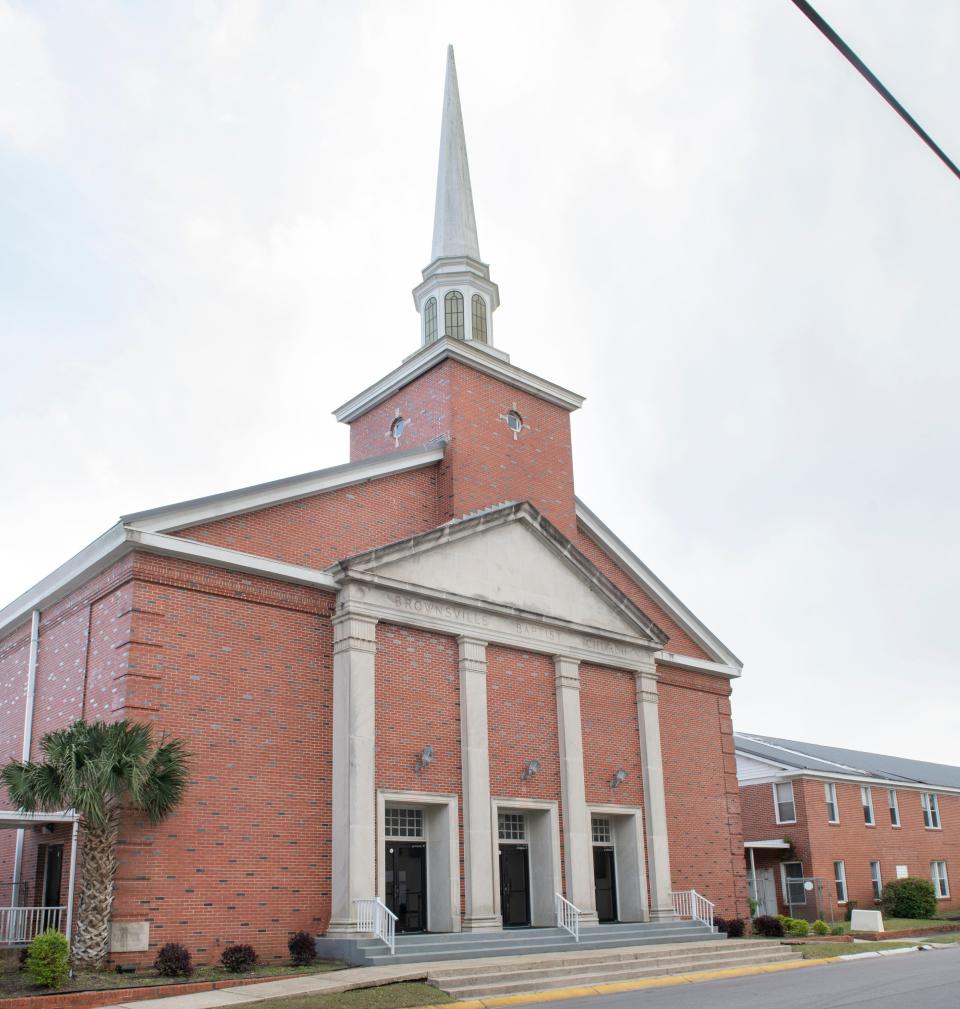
left=458, top=637, right=501, bottom=931
left=636, top=663, right=675, bottom=920
left=327, top=608, right=378, bottom=934
left=554, top=656, right=598, bottom=923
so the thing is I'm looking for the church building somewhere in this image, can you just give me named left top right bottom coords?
left=0, top=48, right=749, bottom=963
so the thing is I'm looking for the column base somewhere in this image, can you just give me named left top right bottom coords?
left=324, top=917, right=362, bottom=937
left=461, top=914, right=503, bottom=932
left=648, top=906, right=678, bottom=921
left=577, top=911, right=600, bottom=927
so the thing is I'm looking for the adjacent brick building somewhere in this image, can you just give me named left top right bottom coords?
left=0, top=47, right=749, bottom=964
left=737, top=733, right=960, bottom=922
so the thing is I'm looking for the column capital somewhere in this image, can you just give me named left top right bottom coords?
left=458, top=637, right=488, bottom=679
left=332, top=611, right=378, bottom=655
left=554, top=655, right=581, bottom=691
left=635, top=670, right=659, bottom=706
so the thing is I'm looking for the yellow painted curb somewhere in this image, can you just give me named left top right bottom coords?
left=408, top=953, right=845, bottom=1009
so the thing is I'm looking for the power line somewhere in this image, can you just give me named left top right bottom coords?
left=790, top=0, right=960, bottom=182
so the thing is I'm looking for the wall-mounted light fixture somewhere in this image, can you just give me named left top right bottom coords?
left=521, top=759, right=541, bottom=782
left=415, top=744, right=434, bottom=775
left=609, top=768, right=628, bottom=789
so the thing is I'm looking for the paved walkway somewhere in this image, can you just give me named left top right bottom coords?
left=102, top=965, right=431, bottom=1009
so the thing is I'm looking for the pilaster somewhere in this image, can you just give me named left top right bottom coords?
left=327, top=608, right=379, bottom=934
left=554, top=656, right=599, bottom=924
left=635, top=661, right=674, bottom=920
left=458, top=636, right=501, bottom=931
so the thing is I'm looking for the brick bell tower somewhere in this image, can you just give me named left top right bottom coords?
left=334, top=46, right=584, bottom=539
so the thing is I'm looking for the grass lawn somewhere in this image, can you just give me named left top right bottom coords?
left=0, top=960, right=344, bottom=999
left=834, top=917, right=960, bottom=934
left=797, top=941, right=917, bottom=959
left=220, top=982, right=454, bottom=1009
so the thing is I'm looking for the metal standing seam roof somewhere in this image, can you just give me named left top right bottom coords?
left=735, top=733, right=960, bottom=790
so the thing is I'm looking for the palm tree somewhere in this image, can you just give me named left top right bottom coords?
left=1, top=719, right=189, bottom=968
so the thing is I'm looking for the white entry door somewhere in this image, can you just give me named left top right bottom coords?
left=757, top=867, right=778, bottom=917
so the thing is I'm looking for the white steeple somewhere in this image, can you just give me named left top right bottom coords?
left=431, top=46, right=481, bottom=261
left=413, top=46, right=500, bottom=350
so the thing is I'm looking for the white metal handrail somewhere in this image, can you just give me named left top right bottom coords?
left=670, top=889, right=714, bottom=929
left=354, top=897, right=397, bottom=954
left=554, top=892, right=581, bottom=942
left=0, top=906, right=65, bottom=946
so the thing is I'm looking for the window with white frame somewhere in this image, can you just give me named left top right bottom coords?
left=922, top=793, right=941, bottom=829
left=384, top=807, right=423, bottom=838
left=834, top=860, right=848, bottom=903
left=870, top=861, right=882, bottom=901
left=932, top=861, right=950, bottom=898
left=888, top=789, right=900, bottom=827
left=498, top=812, right=526, bottom=841
left=861, top=786, right=875, bottom=826
left=773, top=781, right=796, bottom=824
left=825, top=782, right=839, bottom=823
left=591, top=816, right=612, bottom=844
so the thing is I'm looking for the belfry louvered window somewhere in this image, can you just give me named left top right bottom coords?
left=424, top=297, right=438, bottom=342
left=444, top=291, right=464, bottom=339
left=471, top=294, right=487, bottom=343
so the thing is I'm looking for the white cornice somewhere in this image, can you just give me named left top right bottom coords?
left=0, top=523, right=129, bottom=641
left=0, top=527, right=339, bottom=642
left=122, top=446, right=444, bottom=534
left=333, top=336, right=585, bottom=423
left=655, top=650, right=740, bottom=680
left=575, top=499, right=742, bottom=671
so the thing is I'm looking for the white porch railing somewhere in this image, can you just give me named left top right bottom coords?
left=354, top=897, right=397, bottom=955
left=0, top=906, right=65, bottom=946
left=554, top=892, right=581, bottom=942
left=670, top=889, right=715, bottom=929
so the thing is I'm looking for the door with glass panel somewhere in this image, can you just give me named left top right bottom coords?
left=384, top=807, right=427, bottom=933
left=498, top=812, right=531, bottom=927
left=591, top=817, right=618, bottom=922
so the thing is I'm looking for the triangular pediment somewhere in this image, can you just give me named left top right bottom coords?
left=334, top=503, right=666, bottom=645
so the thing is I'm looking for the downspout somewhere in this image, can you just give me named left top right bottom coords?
left=10, top=610, right=40, bottom=909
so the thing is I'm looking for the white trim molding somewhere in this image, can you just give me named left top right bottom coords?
left=123, top=446, right=445, bottom=533
left=333, top=335, right=585, bottom=423
left=575, top=500, right=742, bottom=672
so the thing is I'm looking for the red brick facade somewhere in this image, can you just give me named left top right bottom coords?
left=1, top=351, right=749, bottom=964
left=740, top=776, right=960, bottom=918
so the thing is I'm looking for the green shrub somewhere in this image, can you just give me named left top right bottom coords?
left=881, top=877, right=937, bottom=919
left=786, top=917, right=810, bottom=936
left=812, top=919, right=830, bottom=936
left=776, top=914, right=790, bottom=925
left=25, top=929, right=70, bottom=989
left=830, top=924, right=845, bottom=936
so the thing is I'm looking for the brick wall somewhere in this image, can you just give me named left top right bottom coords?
left=740, top=776, right=960, bottom=917
left=659, top=668, right=749, bottom=920
left=174, top=466, right=442, bottom=568
left=348, top=360, right=579, bottom=539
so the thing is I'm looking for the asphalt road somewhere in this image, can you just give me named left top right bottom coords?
left=531, top=947, right=960, bottom=1009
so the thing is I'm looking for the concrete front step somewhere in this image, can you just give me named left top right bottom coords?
left=428, top=943, right=800, bottom=997
left=427, top=938, right=778, bottom=980
left=355, top=927, right=720, bottom=966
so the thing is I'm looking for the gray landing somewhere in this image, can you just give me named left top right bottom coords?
left=315, top=920, right=721, bottom=966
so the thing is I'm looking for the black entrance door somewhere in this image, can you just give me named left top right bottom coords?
left=499, top=845, right=531, bottom=927
left=593, top=846, right=618, bottom=923
left=41, top=845, right=63, bottom=930
left=384, top=842, right=427, bottom=933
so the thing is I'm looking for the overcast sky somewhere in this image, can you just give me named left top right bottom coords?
left=2, top=1, right=958, bottom=763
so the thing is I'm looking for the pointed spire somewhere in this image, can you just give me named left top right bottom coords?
left=431, top=46, right=480, bottom=262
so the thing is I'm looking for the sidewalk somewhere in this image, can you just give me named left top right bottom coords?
left=99, top=965, right=431, bottom=1009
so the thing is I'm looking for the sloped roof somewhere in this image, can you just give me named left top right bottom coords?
left=735, top=733, right=960, bottom=790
